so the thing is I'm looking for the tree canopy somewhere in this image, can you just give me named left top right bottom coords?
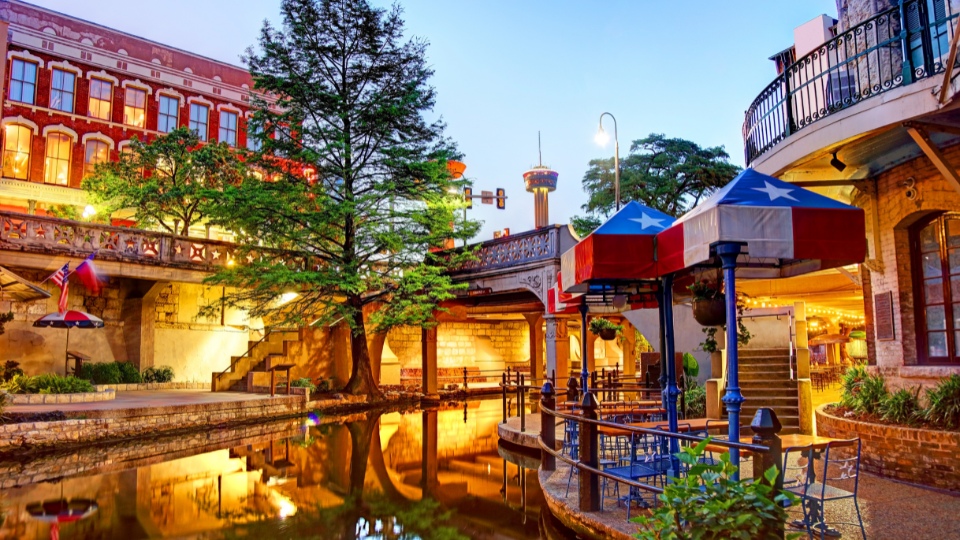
left=82, top=128, right=249, bottom=236
left=202, top=0, right=477, bottom=396
left=572, top=134, right=741, bottom=236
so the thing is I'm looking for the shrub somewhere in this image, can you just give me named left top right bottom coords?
left=839, top=365, right=870, bottom=409
left=80, top=362, right=122, bottom=385
left=142, top=365, right=175, bottom=383
left=634, top=439, right=800, bottom=539
left=0, top=360, right=23, bottom=382
left=290, top=377, right=316, bottom=392
left=881, top=387, right=922, bottom=425
left=1, top=374, right=94, bottom=394
left=925, top=374, right=960, bottom=429
left=318, top=379, right=331, bottom=392
left=855, top=373, right=888, bottom=416
left=684, top=382, right=706, bottom=418
left=589, top=317, right=623, bottom=335
left=116, top=362, right=142, bottom=384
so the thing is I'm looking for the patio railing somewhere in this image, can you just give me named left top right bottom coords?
left=743, top=0, right=959, bottom=165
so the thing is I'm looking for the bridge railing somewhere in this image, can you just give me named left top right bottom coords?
left=446, top=225, right=563, bottom=275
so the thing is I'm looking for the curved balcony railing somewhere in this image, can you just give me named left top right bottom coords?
left=743, top=0, right=959, bottom=165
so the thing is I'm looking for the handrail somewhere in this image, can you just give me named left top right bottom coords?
left=216, top=326, right=297, bottom=377
left=537, top=437, right=665, bottom=495
left=743, top=0, right=959, bottom=164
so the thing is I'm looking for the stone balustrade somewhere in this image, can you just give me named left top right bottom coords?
left=448, top=225, right=563, bottom=275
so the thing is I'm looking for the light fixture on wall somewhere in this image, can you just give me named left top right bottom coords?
left=830, top=151, right=847, bottom=172
left=903, top=177, right=918, bottom=200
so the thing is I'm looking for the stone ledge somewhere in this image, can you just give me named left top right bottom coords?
left=6, top=389, right=115, bottom=405
left=94, top=382, right=210, bottom=392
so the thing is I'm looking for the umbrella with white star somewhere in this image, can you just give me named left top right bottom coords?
left=655, top=168, right=866, bottom=278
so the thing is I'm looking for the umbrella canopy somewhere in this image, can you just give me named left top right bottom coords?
left=0, top=266, right=51, bottom=302
left=809, top=333, right=851, bottom=345
left=561, top=201, right=675, bottom=294
left=655, top=169, right=866, bottom=278
left=26, top=499, right=99, bottom=523
left=33, top=310, right=104, bottom=329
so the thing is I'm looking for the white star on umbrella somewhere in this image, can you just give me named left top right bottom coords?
left=752, top=181, right=799, bottom=202
left=629, top=213, right=665, bottom=230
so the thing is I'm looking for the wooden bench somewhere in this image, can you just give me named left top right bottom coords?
left=65, top=350, right=90, bottom=377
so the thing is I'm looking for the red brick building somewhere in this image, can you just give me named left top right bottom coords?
left=0, top=0, right=260, bottom=223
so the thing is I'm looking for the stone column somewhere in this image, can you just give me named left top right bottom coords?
left=544, top=315, right=569, bottom=383
left=585, top=331, right=598, bottom=373
left=795, top=301, right=814, bottom=435
left=422, top=327, right=438, bottom=400
left=523, top=313, right=544, bottom=381
left=622, top=320, right=637, bottom=377
left=421, top=407, right=439, bottom=498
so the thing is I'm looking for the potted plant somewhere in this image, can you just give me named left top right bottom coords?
left=689, top=279, right=726, bottom=326
left=589, top=317, right=623, bottom=341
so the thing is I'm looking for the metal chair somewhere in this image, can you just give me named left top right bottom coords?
left=782, top=444, right=815, bottom=539
left=801, top=439, right=866, bottom=540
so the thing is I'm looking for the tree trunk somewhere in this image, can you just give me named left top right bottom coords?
left=347, top=413, right=378, bottom=496
left=344, top=302, right=383, bottom=397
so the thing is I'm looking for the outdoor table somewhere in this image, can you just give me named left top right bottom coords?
left=629, top=418, right=728, bottom=432
left=65, top=350, right=89, bottom=377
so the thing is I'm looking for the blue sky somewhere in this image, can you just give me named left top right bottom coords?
left=33, top=0, right=837, bottom=240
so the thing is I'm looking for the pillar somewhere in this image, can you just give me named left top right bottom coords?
left=794, top=301, right=814, bottom=435
left=718, top=242, right=745, bottom=479
left=544, top=315, right=569, bottom=382
left=523, top=313, right=544, bottom=381
left=421, top=407, right=439, bottom=498
left=585, top=330, right=598, bottom=374
left=422, top=327, right=438, bottom=400
left=622, top=320, right=637, bottom=377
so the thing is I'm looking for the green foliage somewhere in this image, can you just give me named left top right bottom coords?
left=291, top=377, right=316, bottom=392
left=142, top=366, right=175, bottom=383
left=1, top=373, right=94, bottom=394
left=82, top=128, right=252, bottom=235
left=117, top=362, right=142, bottom=384
left=925, top=374, right=960, bottom=429
left=633, top=439, right=799, bottom=540
left=575, top=134, right=741, bottom=233
left=0, top=311, right=13, bottom=336
left=682, top=352, right=700, bottom=378
left=688, top=279, right=722, bottom=301
left=684, top=381, right=706, bottom=418
left=839, top=365, right=869, bottom=409
left=0, top=360, right=23, bottom=382
left=881, top=387, right=922, bottom=426
left=698, top=294, right=752, bottom=353
left=856, top=374, right=888, bottom=415
left=203, top=0, right=480, bottom=396
left=0, top=389, right=7, bottom=421
left=589, top=317, right=623, bottom=335
left=571, top=215, right=602, bottom=238
left=80, top=362, right=121, bottom=385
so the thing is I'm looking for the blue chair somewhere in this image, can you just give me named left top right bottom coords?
left=798, top=439, right=866, bottom=540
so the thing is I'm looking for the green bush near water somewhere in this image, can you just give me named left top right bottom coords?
left=79, top=361, right=143, bottom=384
left=141, top=365, right=175, bottom=383
left=0, top=373, right=94, bottom=394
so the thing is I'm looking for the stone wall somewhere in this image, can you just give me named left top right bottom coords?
left=857, top=140, right=960, bottom=389
left=387, top=321, right=530, bottom=371
left=816, top=404, right=960, bottom=492
left=382, top=400, right=502, bottom=468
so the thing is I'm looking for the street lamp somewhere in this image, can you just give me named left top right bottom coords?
left=595, top=112, right=620, bottom=211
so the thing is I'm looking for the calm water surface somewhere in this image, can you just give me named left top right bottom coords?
left=0, top=398, right=563, bottom=539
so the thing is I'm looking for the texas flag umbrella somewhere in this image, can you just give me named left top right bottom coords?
left=26, top=498, right=99, bottom=540
left=655, top=168, right=866, bottom=278
left=34, top=310, right=105, bottom=368
left=560, top=201, right=675, bottom=294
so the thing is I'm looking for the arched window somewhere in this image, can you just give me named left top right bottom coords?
left=43, top=132, right=72, bottom=185
left=912, top=213, right=960, bottom=364
left=2, top=124, right=32, bottom=180
left=84, top=139, right=109, bottom=178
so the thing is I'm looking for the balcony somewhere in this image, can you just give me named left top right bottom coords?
left=743, top=0, right=960, bottom=166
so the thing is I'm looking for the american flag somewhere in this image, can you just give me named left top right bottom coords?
left=46, top=263, right=70, bottom=288
left=58, top=282, right=69, bottom=314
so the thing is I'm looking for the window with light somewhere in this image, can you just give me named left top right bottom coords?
left=158, top=95, right=179, bottom=133
left=88, top=79, right=113, bottom=120
left=219, top=110, right=238, bottom=146
left=9, top=59, right=37, bottom=104
left=84, top=139, right=109, bottom=178
left=123, top=87, right=147, bottom=128
left=246, top=122, right=262, bottom=152
left=912, top=214, right=960, bottom=364
left=2, top=124, right=32, bottom=180
left=50, top=69, right=76, bottom=113
left=189, top=103, right=209, bottom=141
left=43, top=132, right=72, bottom=185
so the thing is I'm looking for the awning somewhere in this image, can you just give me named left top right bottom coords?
left=655, top=169, right=866, bottom=278
left=0, top=266, right=52, bottom=302
left=560, top=201, right=675, bottom=294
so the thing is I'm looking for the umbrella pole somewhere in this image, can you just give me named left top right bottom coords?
left=64, top=326, right=70, bottom=375
left=661, top=274, right=681, bottom=478
left=718, top=242, right=745, bottom=480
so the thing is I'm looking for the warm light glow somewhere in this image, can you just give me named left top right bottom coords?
left=447, top=187, right=458, bottom=195
left=276, top=291, right=299, bottom=306
left=595, top=126, right=610, bottom=146
left=269, top=491, right=297, bottom=519
left=82, top=205, right=96, bottom=218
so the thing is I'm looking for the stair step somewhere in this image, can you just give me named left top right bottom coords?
left=740, top=379, right=797, bottom=388
left=740, top=396, right=799, bottom=405
left=740, top=388, right=798, bottom=397
left=738, top=349, right=792, bottom=358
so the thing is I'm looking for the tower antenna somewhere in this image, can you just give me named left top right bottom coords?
left=538, top=131, right=542, bottom=167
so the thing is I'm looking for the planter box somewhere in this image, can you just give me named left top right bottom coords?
left=816, top=404, right=960, bottom=492
left=7, top=389, right=115, bottom=405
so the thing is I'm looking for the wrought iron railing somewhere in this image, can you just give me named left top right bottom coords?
left=448, top=225, right=562, bottom=274
left=743, top=0, right=958, bottom=164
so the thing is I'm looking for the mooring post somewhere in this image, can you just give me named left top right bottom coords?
left=502, top=372, right=508, bottom=424
left=519, top=373, right=526, bottom=432
left=578, top=391, right=601, bottom=512
left=541, top=380, right=556, bottom=472
left=752, top=408, right=784, bottom=539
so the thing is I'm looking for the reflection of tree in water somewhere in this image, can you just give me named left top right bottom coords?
left=212, top=412, right=467, bottom=540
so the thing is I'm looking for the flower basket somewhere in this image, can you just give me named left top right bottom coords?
left=598, top=328, right=618, bottom=341
left=693, top=297, right=726, bottom=326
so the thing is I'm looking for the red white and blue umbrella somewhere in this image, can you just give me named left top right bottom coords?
left=26, top=498, right=99, bottom=540
left=33, top=311, right=104, bottom=368
left=655, top=168, right=866, bottom=278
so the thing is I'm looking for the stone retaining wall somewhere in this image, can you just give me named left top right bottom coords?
left=816, top=404, right=960, bottom=492
left=94, top=382, right=209, bottom=392
left=7, top=389, right=115, bottom=404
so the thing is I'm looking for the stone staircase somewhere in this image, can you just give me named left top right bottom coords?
left=212, top=329, right=301, bottom=392
left=735, top=348, right=801, bottom=434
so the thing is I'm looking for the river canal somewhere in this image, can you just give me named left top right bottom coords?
left=0, top=397, right=571, bottom=539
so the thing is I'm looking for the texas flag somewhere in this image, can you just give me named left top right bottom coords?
left=655, top=169, right=866, bottom=278
left=546, top=271, right=581, bottom=314
left=73, top=254, right=105, bottom=295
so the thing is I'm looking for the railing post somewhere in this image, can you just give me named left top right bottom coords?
left=463, top=366, right=468, bottom=390
left=900, top=0, right=916, bottom=84
left=502, top=372, right=508, bottom=423
left=751, top=408, right=784, bottom=539
left=540, top=380, right=556, bottom=472
left=566, top=374, right=579, bottom=403
left=519, top=373, right=526, bottom=433
left=578, top=392, right=600, bottom=512
left=782, top=70, right=794, bottom=137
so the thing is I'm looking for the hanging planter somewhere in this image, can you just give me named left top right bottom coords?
left=589, top=317, right=623, bottom=341
left=693, top=296, right=727, bottom=326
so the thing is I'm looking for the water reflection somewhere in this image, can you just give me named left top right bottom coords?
left=0, top=398, right=543, bottom=539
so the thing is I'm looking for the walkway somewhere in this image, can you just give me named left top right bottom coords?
left=5, top=389, right=271, bottom=415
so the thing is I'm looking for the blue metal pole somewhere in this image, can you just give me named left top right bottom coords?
left=661, top=274, right=681, bottom=477
left=579, top=302, right=590, bottom=398
left=656, top=288, right=667, bottom=407
left=717, top=242, right=745, bottom=480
